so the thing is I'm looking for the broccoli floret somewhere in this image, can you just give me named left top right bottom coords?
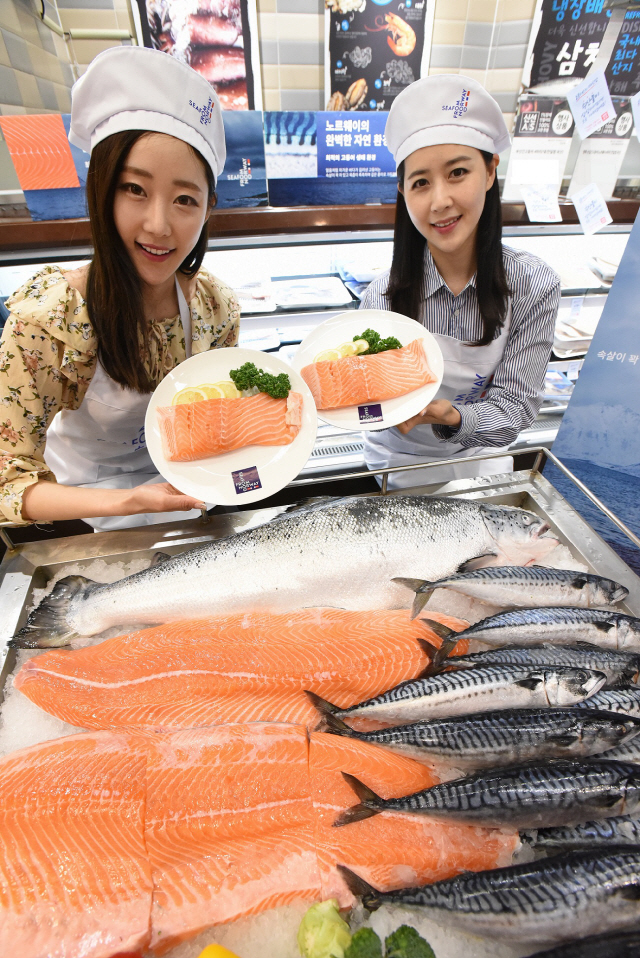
left=384, top=925, right=435, bottom=958
left=229, top=362, right=291, bottom=399
left=353, top=329, right=402, bottom=355
left=344, top=927, right=383, bottom=958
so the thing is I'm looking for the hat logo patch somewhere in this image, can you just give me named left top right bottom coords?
left=189, top=96, right=214, bottom=126
left=442, top=88, right=470, bottom=120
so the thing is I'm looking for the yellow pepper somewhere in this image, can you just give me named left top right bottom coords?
left=196, top=945, right=242, bottom=958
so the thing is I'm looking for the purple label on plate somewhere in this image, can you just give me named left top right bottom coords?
left=358, top=403, right=383, bottom=423
left=232, top=466, right=262, bottom=494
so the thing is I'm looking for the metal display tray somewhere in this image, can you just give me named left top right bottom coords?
left=1, top=464, right=639, bottom=704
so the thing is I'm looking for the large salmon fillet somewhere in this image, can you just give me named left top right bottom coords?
left=0, top=731, right=153, bottom=958
left=0, top=724, right=518, bottom=957
left=157, top=390, right=303, bottom=462
left=144, top=724, right=518, bottom=955
left=13, top=609, right=468, bottom=731
left=301, top=338, right=436, bottom=409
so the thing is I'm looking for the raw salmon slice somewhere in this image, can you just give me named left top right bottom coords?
left=14, top=609, right=468, bottom=731
left=301, top=338, right=436, bottom=410
left=157, top=390, right=303, bottom=462
left=144, top=724, right=517, bottom=955
left=0, top=731, right=152, bottom=958
left=309, top=732, right=518, bottom=906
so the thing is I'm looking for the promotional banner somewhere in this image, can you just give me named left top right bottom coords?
left=0, top=112, right=266, bottom=220
left=135, top=0, right=261, bottom=110
left=548, top=209, right=640, bottom=575
left=502, top=95, right=574, bottom=203
left=264, top=110, right=397, bottom=206
left=567, top=96, right=633, bottom=199
left=324, top=0, right=434, bottom=111
left=524, top=1, right=640, bottom=98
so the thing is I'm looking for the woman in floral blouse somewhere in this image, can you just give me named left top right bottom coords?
left=0, top=46, right=240, bottom=530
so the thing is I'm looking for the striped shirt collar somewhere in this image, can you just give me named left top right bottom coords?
left=423, top=244, right=477, bottom=298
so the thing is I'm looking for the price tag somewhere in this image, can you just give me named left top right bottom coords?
left=358, top=403, right=383, bottom=423
left=631, top=90, right=640, bottom=139
left=570, top=297, right=584, bottom=321
left=232, top=466, right=262, bottom=494
left=520, top=185, right=563, bottom=223
left=571, top=182, right=613, bottom=235
left=567, top=70, right=615, bottom=140
left=567, top=360, right=582, bottom=380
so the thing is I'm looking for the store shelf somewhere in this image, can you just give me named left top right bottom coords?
left=1, top=199, right=639, bottom=259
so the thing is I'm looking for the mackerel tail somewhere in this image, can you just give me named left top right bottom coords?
left=334, top=774, right=386, bottom=826
left=337, top=846, right=640, bottom=944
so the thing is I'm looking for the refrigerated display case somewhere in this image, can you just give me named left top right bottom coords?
left=0, top=220, right=631, bottom=481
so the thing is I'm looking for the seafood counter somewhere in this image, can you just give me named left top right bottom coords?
left=0, top=469, right=640, bottom=958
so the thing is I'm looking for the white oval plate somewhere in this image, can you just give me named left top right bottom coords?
left=145, top=348, right=318, bottom=506
left=292, top=309, right=444, bottom=431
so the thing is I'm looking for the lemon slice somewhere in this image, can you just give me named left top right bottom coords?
left=313, top=347, right=343, bottom=363
left=201, top=381, right=241, bottom=399
left=338, top=339, right=370, bottom=358
left=172, top=386, right=209, bottom=405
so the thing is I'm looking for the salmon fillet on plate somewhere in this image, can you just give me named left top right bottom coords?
left=301, top=338, right=436, bottom=410
left=157, top=390, right=303, bottom=462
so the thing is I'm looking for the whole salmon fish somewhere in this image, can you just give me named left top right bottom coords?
left=13, top=494, right=558, bottom=646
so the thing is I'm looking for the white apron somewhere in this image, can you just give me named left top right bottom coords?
left=365, top=301, right=514, bottom=489
left=44, top=278, right=205, bottom=531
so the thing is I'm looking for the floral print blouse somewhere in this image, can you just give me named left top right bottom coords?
left=0, top=265, right=240, bottom=525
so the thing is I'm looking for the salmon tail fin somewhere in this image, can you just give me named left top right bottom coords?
left=420, top=618, right=456, bottom=641
left=336, top=864, right=384, bottom=912
left=319, top=711, right=356, bottom=738
left=10, top=575, right=92, bottom=649
left=416, top=636, right=459, bottom=676
left=333, top=773, right=383, bottom=827
left=304, top=690, right=342, bottom=731
left=391, top=577, right=435, bottom=619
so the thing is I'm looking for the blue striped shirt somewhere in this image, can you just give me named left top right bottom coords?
left=360, top=244, right=561, bottom=447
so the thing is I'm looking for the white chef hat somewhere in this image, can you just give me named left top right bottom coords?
left=69, top=45, right=226, bottom=183
left=386, top=74, right=511, bottom=169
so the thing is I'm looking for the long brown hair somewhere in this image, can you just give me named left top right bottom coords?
left=386, top=152, right=510, bottom=346
left=85, top=131, right=215, bottom=393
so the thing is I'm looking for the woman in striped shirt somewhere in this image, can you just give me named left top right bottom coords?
left=362, top=75, right=560, bottom=487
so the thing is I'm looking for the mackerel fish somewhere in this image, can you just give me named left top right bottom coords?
left=11, top=494, right=558, bottom=647
left=394, top=565, right=628, bottom=617
left=599, top=732, right=640, bottom=763
left=575, top=687, right=640, bottom=717
left=305, top=666, right=606, bottom=725
left=439, top=643, right=640, bottom=687
left=526, top=930, right=640, bottom=957
left=424, top=607, right=640, bottom=650
left=523, top=815, right=640, bottom=851
left=335, top=758, right=640, bottom=829
left=337, top=847, right=640, bottom=943
left=316, top=706, right=640, bottom=769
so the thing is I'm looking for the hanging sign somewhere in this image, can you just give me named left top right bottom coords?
left=135, top=0, right=261, bottom=110
left=523, top=1, right=640, bottom=98
left=502, top=95, right=574, bottom=203
left=323, top=0, right=435, bottom=112
left=568, top=96, right=633, bottom=199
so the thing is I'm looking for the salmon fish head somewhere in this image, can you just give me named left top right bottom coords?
left=479, top=504, right=559, bottom=566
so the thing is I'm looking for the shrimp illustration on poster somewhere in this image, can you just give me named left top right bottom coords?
left=549, top=213, right=640, bottom=575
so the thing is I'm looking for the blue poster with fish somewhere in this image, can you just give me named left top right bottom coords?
left=548, top=213, right=640, bottom=575
left=264, top=110, right=397, bottom=206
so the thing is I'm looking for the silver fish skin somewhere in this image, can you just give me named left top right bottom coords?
left=426, top=607, right=640, bottom=650
left=335, top=759, right=640, bottom=829
left=575, top=687, right=640, bottom=717
left=522, top=815, right=640, bottom=850
left=444, top=644, right=640, bottom=688
left=394, top=566, right=628, bottom=617
left=309, top=666, right=606, bottom=725
left=11, top=495, right=558, bottom=646
left=598, top=732, right=640, bottom=762
left=525, top=930, right=640, bottom=957
left=337, top=848, right=640, bottom=943
left=315, top=706, right=640, bottom=769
